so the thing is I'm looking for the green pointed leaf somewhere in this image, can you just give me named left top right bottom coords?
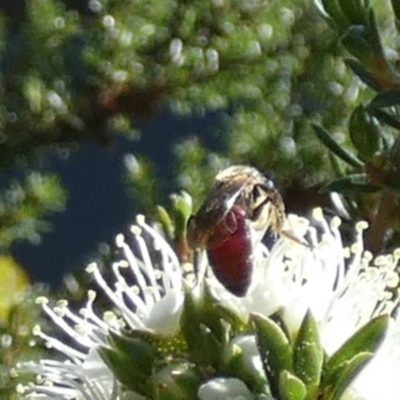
left=345, top=59, right=381, bottom=91
left=328, top=352, right=373, bottom=400
left=392, top=0, right=400, bottom=31
left=98, top=330, right=159, bottom=394
left=279, top=370, right=307, bottom=400
left=325, top=174, right=380, bottom=194
left=312, top=124, right=364, bottom=168
left=152, top=362, right=200, bottom=400
left=349, top=105, right=380, bottom=161
left=214, top=302, right=248, bottom=332
left=324, top=314, right=388, bottom=386
left=293, top=311, right=323, bottom=399
left=98, top=346, right=152, bottom=396
left=321, top=0, right=350, bottom=30
left=392, top=0, right=400, bottom=21
left=180, top=285, right=227, bottom=367
left=342, top=28, right=374, bottom=65
left=251, top=312, right=293, bottom=398
left=223, top=336, right=269, bottom=394
left=368, top=108, right=400, bottom=130
left=366, top=7, right=387, bottom=57
left=156, top=205, right=174, bottom=239
left=171, top=191, right=192, bottom=238
left=337, top=0, right=366, bottom=25
left=369, top=89, right=400, bottom=109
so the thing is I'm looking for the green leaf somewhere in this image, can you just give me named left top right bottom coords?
left=321, top=0, right=350, bottom=30
left=180, top=285, right=227, bottom=367
left=171, top=192, right=192, bottom=239
left=342, top=28, right=374, bottom=65
left=0, top=256, right=30, bottom=322
left=349, top=105, right=381, bottom=161
left=98, top=330, right=160, bottom=395
left=312, top=124, right=364, bottom=168
left=392, top=0, right=400, bottom=31
left=293, top=311, right=323, bottom=399
left=223, top=336, right=269, bottom=394
left=345, top=59, right=381, bottom=91
left=328, top=352, right=373, bottom=400
left=368, top=108, right=400, bottom=130
left=324, top=314, right=388, bottom=388
left=214, top=302, right=248, bottom=332
left=337, top=0, right=367, bottom=25
left=251, top=312, right=293, bottom=398
left=152, top=362, right=200, bottom=400
left=325, top=175, right=380, bottom=194
left=107, top=330, right=158, bottom=374
left=279, top=370, right=307, bottom=400
left=156, top=205, right=174, bottom=239
left=369, top=89, right=400, bottom=109
left=99, top=345, right=153, bottom=396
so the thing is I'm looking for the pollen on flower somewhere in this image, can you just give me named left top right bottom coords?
left=136, top=214, right=146, bottom=226
left=115, top=233, right=125, bottom=247
left=79, top=307, right=90, bottom=318
left=87, top=290, right=97, bottom=301
left=388, top=272, right=400, bottom=288
left=53, top=306, right=67, bottom=317
left=103, top=310, right=119, bottom=326
left=330, top=215, right=341, bottom=229
left=375, top=254, right=392, bottom=267
left=312, top=207, right=324, bottom=221
left=54, top=300, right=68, bottom=316
left=130, top=225, right=142, bottom=236
left=85, top=262, right=98, bottom=274
left=153, top=238, right=162, bottom=251
left=16, top=384, right=26, bottom=394
left=75, top=322, right=92, bottom=336
left=350, top=242, right=363, bottom=255
left=32, top=325, right=41, bottom=336
left=56, top=299, right=68, bottom=307
left=35, top=296, right=49, bottom=305
left=394, top=248, right=400, bottom=259
left=356, top=220, right=369, bottom=232
left=363, top=250, right=373, bottom=263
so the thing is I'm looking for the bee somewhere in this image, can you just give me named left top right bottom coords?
left=187, top=165, right=287, bottom=296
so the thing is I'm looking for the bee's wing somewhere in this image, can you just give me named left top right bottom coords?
left=187, top=176, right=253, bottom=249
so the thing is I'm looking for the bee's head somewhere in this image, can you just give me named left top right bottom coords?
left=187, top=165, right=283, bottom=247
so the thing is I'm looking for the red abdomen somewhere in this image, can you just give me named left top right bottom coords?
left=206, top=206, right=252, bottom=296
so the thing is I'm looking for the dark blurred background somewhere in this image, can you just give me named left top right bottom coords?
left=13, top=110, right=223, bottom=285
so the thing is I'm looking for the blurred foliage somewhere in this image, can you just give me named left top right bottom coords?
left=0, top=173, right=65, bottom=249
left=2, top=0, right=400, bottom=397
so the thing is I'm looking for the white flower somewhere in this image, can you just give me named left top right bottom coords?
left=17, top=215, right=187, bottom=399
left=209, top=209, right=399, bottom=355
left=16, top=209, right=400, bottom=400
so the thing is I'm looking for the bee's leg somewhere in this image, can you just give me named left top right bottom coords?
left=280, top=229, right=312, bottom=248
left=252, top=183, right=285, bottom=223
left=254, top=183, right=311, bottom=248
left=193, top=248, right=208, bottom=287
